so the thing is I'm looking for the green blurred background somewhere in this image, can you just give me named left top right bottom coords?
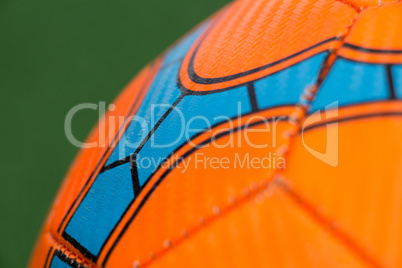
left=0, top=0, right=230, bottom=266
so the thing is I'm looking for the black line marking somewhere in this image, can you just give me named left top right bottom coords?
left=247, top=82, right=259, bottom=112
left=386, top=65, right=396, bottom=100
left=344, top=43, right=402, bottom=54
left=43, top=247, right=52, bottom=268
left=101, top=94, right=186, bottom=173
left=102, top=115, right=289, bottom=266
left=130, top=156, right=141, bottom=196
left=99, top=157, right=128, bottom=173
left=52, top=249, right=86, bottom=268
left=57, top=66, right=155, bottom=233
left=178, top=51, right=337, bottom=96
left=187, top=37, right=339, bottom=85
left=174, top=8, right=339, bottom=95
left=62, top=232, right=97, bottom=263
left=302, top=111, right=402, bottom=133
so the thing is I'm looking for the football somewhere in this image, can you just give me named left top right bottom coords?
left=30, top=0, right=402, bottom=267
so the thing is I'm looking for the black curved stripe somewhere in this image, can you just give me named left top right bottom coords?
left=187, top=37, right=339, bottom=85
left=101, top=94, right=185, bottom=173
left=386, top=65, right=396, bottom=100
left=43, top=247, right=52, bottom=268
left=61, top=231, right=97, bottom=263
left=247, top=82, right=259, bottom=112
left=343, top=43, right=402, bottom=54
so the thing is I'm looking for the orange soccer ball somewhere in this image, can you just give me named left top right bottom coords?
left=31, top=0, right=402, bottom=267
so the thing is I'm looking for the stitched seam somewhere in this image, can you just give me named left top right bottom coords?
left=139, top=174, right=379, bottom=268
left=333, top=0, right=364, bottom=11
left=333, top=0, right=393, bottom=12
left=139, top=176, right=278, bottom=267
left=270, top=5, right=361, bottom=167
left=47, top=231, right=97, bottom=268
left=275, top=177, right=381, bottom=267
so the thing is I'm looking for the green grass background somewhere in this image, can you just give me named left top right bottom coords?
left=0, top=0, right=230, bottom=266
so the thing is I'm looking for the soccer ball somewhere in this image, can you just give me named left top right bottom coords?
left=31, top=0, right=402, bottom=267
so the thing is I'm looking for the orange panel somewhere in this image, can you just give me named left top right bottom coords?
left=340, top=2, right=402, bottom=63
left=179, top=0, right=357, bottom=92
left=148, top=185, right=368, bottom=268
left=281, top=102, right=402, bottom=267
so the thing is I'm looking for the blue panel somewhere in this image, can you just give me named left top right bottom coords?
left=65, top=163, right=134, bottom=257
left=392, top=64, right=402, bottom=99
left=50, top=256, right=71, bottom=268
left=106, top=63, right=182, bottom=164
left=162, top=22, right=208, bottom=67
left=255, top=53, right=326, bottom=109
left=311, top=59, right=389, bottom=111
left=136, top=86, right=251, bottom=185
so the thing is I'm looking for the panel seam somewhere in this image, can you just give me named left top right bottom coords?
left=137, top=174, right=380, bottom=268
left=333, top=0, right=365, bottom=11
left=46, top=231, right=98, bottom=268
left=274, top=177, right=381, bottom=267
left=138, top=176, right=278, bottom=267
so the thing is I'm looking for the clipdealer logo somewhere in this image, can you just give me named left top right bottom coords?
left=64, top=101, right=339, bottom=169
